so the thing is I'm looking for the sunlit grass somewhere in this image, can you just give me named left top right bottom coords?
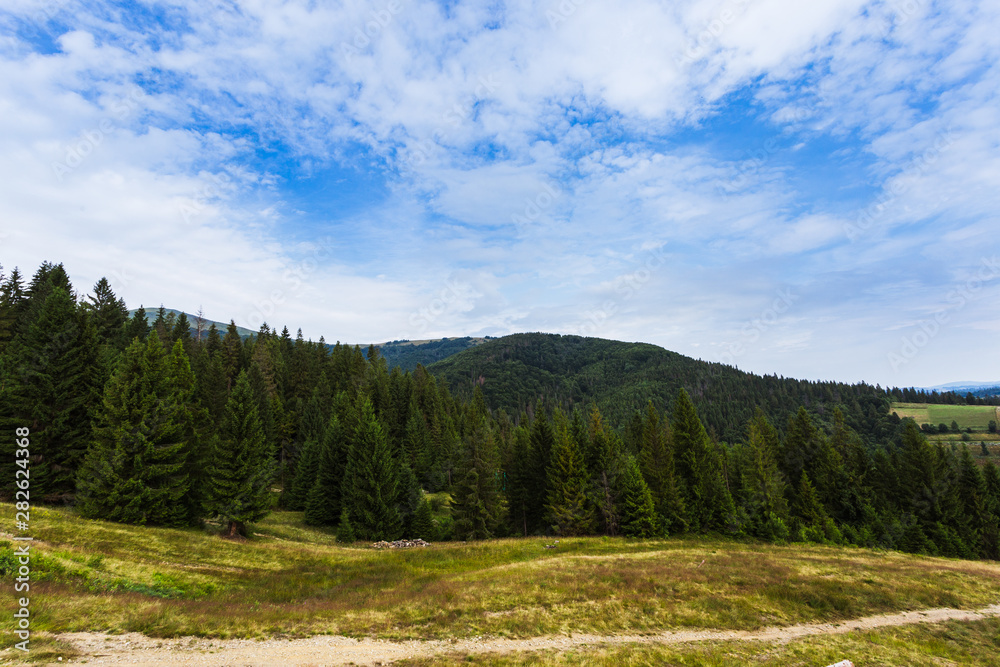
left=396, top=617, right=1000, bottom=666
left=2, top=503, right=1000, bottom=646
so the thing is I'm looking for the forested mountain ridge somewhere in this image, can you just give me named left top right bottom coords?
left=427, top=332, right=994, bottom=444
left=365, top=337, right=490, bottom=372
left=3, top=260, right=1000, bottom=563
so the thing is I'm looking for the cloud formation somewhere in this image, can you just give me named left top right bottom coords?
left=0, top=0, right=997, bottom=387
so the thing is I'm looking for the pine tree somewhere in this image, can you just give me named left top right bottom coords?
left=336, top=508, right=356, bottom=543
left=638, top=400, right=686, bottom=533
left=207, top=370, right=276, bottom=537
left=410, top=496, right=437, bottom=540
left=737, top=410, right=789, bottom=537
left=586, top=404, right=622, bottom=536
left=452, top=417, right=504, bottom=540
left=222, top=320, right=244, bottom=386
left=618, top=454, right=661, bottom=538
left=545, top=411, right=594, bottom=536
left=124, top=305, right=150, bottom=343
left=671, top=388, right=735, bottom=533
left=5, top=286, right=100, bottom=498
left=286, top=437, right=320, bottom=512
left=343, top=396, right=402, bottom=541
left=525, top=411, right=556, bottom=533
left=304, top=415, right=349, bottom=526
left=0, top=267, right=25, bottom=353
left=85, top=277, right=129, bottom=351
left=171, top=312, right=192, bottom=348
left=792, top=472, right=828, bottom=528
left=77, top=332, right=190, bottom=526
left=165, top=339, right=211, bottom=524
left=506, top=427, right=534, bottom=536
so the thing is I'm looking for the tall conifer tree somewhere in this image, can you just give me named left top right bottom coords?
left=207, top=370, right=276, bottom=537
left=77, top=332, right=190, bottom=526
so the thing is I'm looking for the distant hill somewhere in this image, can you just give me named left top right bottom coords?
left=128, top=308, right=255, bottom=338
left=367, top=337, right=492, bottom=372
left=923, top=381, right=1000, bottom=397
left=427, top=332, right=902, bottom=443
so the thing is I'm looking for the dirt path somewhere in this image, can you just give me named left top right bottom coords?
left=42, top=603, right=1000, bottom=665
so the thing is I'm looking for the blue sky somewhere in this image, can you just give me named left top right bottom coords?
left=1, top=0, right=998, bottom=388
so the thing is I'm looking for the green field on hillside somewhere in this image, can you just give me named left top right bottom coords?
left=891, top=403, right=999, bottom=431
left=4, top=503, right=1000, bottom=650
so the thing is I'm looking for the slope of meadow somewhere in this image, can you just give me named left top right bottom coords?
left=3, top=504, right=1000, bottom=657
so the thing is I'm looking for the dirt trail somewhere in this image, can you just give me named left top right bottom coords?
left=38, top=603, right=1000, bottom=666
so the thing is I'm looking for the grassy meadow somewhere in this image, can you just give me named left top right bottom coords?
left=891, top=402, right=999, bottom=431
left=396, top=618, right=1000, bottom=666
left=4, top=502, right=1000, bottom=654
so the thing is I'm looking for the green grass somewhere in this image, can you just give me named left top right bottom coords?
left=396, top=618, right=1000, bottom=666
left=891, top=402, right=999, bottom=431
left=3, top=503, right=1000, bottom=648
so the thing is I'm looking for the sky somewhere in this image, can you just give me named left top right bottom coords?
left=0, top=0, right=998, bottom=389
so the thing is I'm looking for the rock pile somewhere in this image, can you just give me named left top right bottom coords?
left=372, top=539, right=431, bottom=549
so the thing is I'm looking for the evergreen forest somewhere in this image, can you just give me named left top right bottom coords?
left=3, top=260, right=1000, bottom=561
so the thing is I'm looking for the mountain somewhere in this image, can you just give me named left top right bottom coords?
left=367, top=337, right=492, bottom=372
left=922, top=381, right=1000, bottom=395
left=128, top=308, right=256, bottom=338
left=427, top=332, right=903, bottom=443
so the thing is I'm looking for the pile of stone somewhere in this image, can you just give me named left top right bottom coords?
left=372, top=539, right=431, bottom=549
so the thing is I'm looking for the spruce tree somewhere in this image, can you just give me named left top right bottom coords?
left=287, top=437, right=320, bottom=512
left=618, top=454, right=661, bottom=538
left=207, top=370, right=276, bottom=537
left=452, top=417, right=504, bottom=540
left=7, top=286, right=100, bottom=498
left=165, top=339, right=211, bottom=524
left=586, top=404, right=622, bottom=536
left=525, top=411, right=556, bottom=533
left=671, top=388, right=735, bottom=533
left=85, top=277, right=129, bottom=351
left=410, top=495, right=437, bottom=540
left=638, top=401, right=686, bottom=533
left=737, top=410, right=789, bottom=537
left=544, top=412, right=594, bottom=536
left=343, top=396, right=402, bottom=541
left=0, top=267, right=25, bottom=353
left=77, top=332, right=190, bottom=526
left=304, top=415, right=349, bottom=526
left=125, top=305, right=150, bottom=343
left=336, top=508, right=356, bottom=543
left=506, top=427, right=534, bottom=536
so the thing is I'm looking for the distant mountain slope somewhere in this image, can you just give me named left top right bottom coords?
left=128, top=308, right=255, bottom=338
left=923, top=381, right=1000, bottom=396
left=427, top=333, right=896, bottom=443
left=370, top=337, right=492, bottom=372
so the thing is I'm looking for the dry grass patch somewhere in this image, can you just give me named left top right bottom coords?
left=2, top=504, right=1000, bottom=645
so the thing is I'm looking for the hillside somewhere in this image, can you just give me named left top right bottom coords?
left=427, top=333, right=898, bottom=442
left=367, top=336, right=491, bottom=371
left=128, top=307, right=256, bottom=338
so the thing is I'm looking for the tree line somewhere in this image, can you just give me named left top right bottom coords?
left=1, top=261, right=998, bottom=559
